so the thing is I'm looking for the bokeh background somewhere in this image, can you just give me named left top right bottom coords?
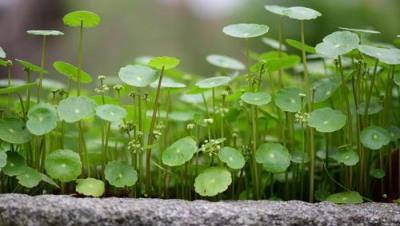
left=0, top=0, right=399, bottom=78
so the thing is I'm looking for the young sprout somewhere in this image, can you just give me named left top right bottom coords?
left=194, top=167, right=232, bottom=197
left=26, top=30, right=64, bottom=102
left=104, top=161, right=138, bottom=188
left=63, top=10, right=101, bottom=95
left=307, top=107, right=347, bottom=133
left=161, top=136, right=197, bottom=167
left=76, top=178, right=105, bottom=197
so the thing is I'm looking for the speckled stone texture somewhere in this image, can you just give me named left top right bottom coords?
left=0, top=194, right=399, bottom=226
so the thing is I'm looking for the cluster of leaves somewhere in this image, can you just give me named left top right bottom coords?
left=0, top=5, right=399, bottom=205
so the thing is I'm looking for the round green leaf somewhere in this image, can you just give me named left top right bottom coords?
left=255, top=143, right=290, bottom=173
left=26, top=30, right=64, bottom=36
left=118, top=64, right=157, bottom=87
left=194, top=167, right=232, bottom=197
left=15, top=59, right=47, bottom=74
left=387, top=126, right=400, bottom=142
left=206, top=54, right=245, bottom=70
left=338, top=27, right=380, bottom=34
left=240, top=91, right=271, bottom=106
left=326, top=191, right=363, bottom=204
left=148, top=56, right=180, bottom=70
left=360, top=126, right=390, bottom=150
left=0, top=118, right=32, bottom=144
left=45, top=149, right=82, bottom=182
left=195, top=76, right=232, bottom=89
left=357, top=99, right=383, bottom=115
left=332, top=149, right=359, bottom=166
left=104, top=161, right=138, bottom=188
left=274, top=87, right=303, bottom=112
left=150, top=77, right=186, bottom=89
left=16, top=167, right=42, bottom=188
left=260, top=53, right=300, bottom=72
left=162, top=137, right=197, bottom=167
left=358, top=45, right=400, bottom=65
left=286, top=39, right=316, bottom=53
left=2, top=152, right=27, bottom=176
left=264, top=5, right=287, bottom=16
left=63, top=10, right=101, bottom=28
left=218, top=146, right=245, bottom=170
left=222, top=24, right=269, bottom=39
left=290, top=150, right=309, bottom=164
left=58, top=96, right=96, bottom=123
left=316, top=31, right=360, bottom=59
left=41, top=79, right=67, bottom=90
left=313, top=78, right=340, bottom=103
left=0, top=82, right=37, bottom=95
left=76, top=178, right=105, bottom=197
left=0, top=151, right=6, bottom=170
left=370, top=168, right=385, bottom=179
left=262, top=37, right=287, bottom=51
left=282, top=6, right=322, bottom=20
left=308, top=107, right=347, bottom=133
left=95, top=104, right=127, bottom=122
left=27, top=103, right=58, bottom=136
left=53, top=61, right=92, bottom=84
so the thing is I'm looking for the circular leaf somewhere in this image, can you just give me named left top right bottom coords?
left=58, top=96, right=96, bottom=123
left=0, top=82, right=37, bottom=95
left=357, top=99, right=383, bottom=115
left=150, top=77, right=186, bottom=89
left=104, top=161, right=138, bottom=188
left=387, top=126, right=400, bottom=142
left=316, top=31, right=360, bottom=59
left=0, top=151, right=6, bottom=170
left=16, top=167, right=42, bottom=188
left=27, top=103, right=58, bottom=136
left=0, top=118, right=32, bottom=144
left=308, top=107, right=347, bottom=133
left=194, top=167, right=232, bottom=197
left=222, top=24, right=269, bottom=39
left=370, top=168, right=385, bottom=179
left=27, top=30, right=64, bottom=36
left=358, top=45, right=400, bottom=65
left=148, top=56, right=180, bottom=70
left=218, top=146, right=245, bottom=170
left=331, top=149, right=359, bottom=166
left=15, top=59, right=47, bottom=74
left=95, top=104, right=127, bottom=122
left=261, top=37, right=287, bottom=51
left=240, top=91, right=271, bottom=106
left=2, top=152, right=27, bottom=176
left=162, top=137, right=197, bottom=167
left=360, top=126, right=390, bottom=150
left=53, top=61, right=92, bottom=84
left=282, top=6, right=322, bottom=20
left=290, top=151, right=309, bottom=163
left=195, top=76, right=232, bottom=89
left=63, top=10, right=101, bottom=28
left=76, top=178, right=105, bottom=197
left=274, top=87, right=303, bottom=112
left=264, top=5, right=287, bottom=16
left=313, top=78, right=340, bottom=103
left=255, top=143, right=291, bottom=173
left=118, top=64, right=157, bottom=87
left=338, top=27, right=380, bottom=34
left=206, top=54, right=245, bottom=70
left=45, top=149, right=82, bottom=182
left=326, top=191, right=363, bottom=204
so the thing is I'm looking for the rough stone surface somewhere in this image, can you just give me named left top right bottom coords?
left=0, top=194, right=399, bottom=226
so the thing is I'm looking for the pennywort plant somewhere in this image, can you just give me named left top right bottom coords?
left=0, top=5, right=399, bottom=205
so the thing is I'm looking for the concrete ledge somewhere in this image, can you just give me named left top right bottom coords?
left=0, top=194, right=399, bottom=226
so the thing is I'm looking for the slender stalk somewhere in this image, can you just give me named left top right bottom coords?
left=251, top=105, right=260, bottom=199
left=338, top=56, right=353, bottom=144
left=37, top=36, right=47, bottom=102
left=145, top=66, right=165, bottom=196
left=76, top=22, right=84, bottom=96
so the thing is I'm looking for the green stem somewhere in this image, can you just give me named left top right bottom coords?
left=76, top=22, right=84, bottom=96
left=251, top=105, right=260, bottom=199
left=338, top=56, right=353, bottom=144
left=37, top=36, right=47, bottom=103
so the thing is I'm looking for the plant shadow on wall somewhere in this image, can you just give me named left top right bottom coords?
left=0, top=4, right=400, bottom=204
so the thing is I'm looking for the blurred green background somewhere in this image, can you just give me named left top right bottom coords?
left=1, top=0, right=399, bottom=78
